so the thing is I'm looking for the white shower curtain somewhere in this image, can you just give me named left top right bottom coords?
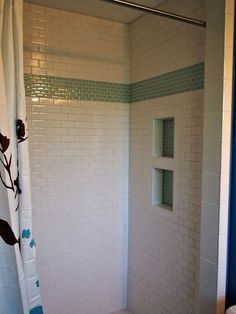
left=0, top=1, right=43, bottom=313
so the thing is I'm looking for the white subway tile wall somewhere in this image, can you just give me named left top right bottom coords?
left=24, top=3, right=129, bottom=314
left=22, top=0, right=214, bottom=313
left=130, top=0, right=206, bottom=83
left=199, top=0, right=234, bottom=313
left=129, top=91, right=204, bottom=314
left=23, top=3, right=130, bottom=83
left=27, top=98, right=129, bottom=314
left=128, top=0, right=205, bottom=313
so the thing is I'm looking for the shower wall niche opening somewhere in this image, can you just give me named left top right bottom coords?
left=153, top=118, right=175, bottom=157
left=152, top=168, right=174, bottom=209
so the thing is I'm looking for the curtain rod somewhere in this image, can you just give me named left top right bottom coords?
left=102, top=0, right=206, bottom=28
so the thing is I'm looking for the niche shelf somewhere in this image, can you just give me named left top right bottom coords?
left=152, top=168, right=173, bottom=209
left=153, top=118, right=174, bottom=157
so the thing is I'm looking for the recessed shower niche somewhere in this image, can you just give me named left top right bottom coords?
left=152, top=168, right=174, bottom=209
left=153, top=118, right=174, bottom=157
left=152, top=117, right=175, bottom=210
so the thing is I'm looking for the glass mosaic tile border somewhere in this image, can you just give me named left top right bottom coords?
left=24, top=62, right=204, bottom=103
left=24, top=74, right=130, bottom=103
left=130, top=62, right=204, bottom=102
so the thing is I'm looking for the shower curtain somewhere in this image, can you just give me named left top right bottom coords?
left=0, top=1, right=43, bottom=313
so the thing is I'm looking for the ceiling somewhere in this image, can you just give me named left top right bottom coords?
left=25, top=0, right=165, bottom=23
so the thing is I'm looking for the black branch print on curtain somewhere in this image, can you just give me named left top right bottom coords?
left=0, top=133, right=14, bottom=192
left=15, top=119, right=27, bottom=203
left=14, top=169, right=22, bottom=196
left=16, top=119, right=28, bottom=143
left=0, top=130, right=20, bottom=246
left=0, top=219, right=18, bottom=245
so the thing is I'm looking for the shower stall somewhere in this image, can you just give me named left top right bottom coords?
left=0, top=0, right=233, bottom=313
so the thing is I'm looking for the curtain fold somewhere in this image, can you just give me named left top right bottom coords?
left=0, top=1, right=43, bottom=313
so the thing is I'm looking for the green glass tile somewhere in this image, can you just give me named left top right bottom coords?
left=24, top=74, right=130, bottom=103
left=130, top=62, right=204, bottom=102
left=24, top=62, right=204, bottom=103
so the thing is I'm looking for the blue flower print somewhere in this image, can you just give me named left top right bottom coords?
left=30, top=239, right=36, bottom=248
left=22, top=229, right=31, bottom=239
left=29, top=305, right=43, bottom=314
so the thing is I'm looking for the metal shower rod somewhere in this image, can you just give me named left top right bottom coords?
left=102, top=0, right=206, bottom=28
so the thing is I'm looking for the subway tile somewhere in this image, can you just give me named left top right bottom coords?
left=200, top=230, right=218, bottom=264
left=24, top=73, right=130, bottom=103
left=203, top=112, right=222, bottom=143
left=24, top=0, right=212, bottom=313
left=25, top=62, right=204, bottom=103
left=205, top=32, right=224, bottom=80
left=27, top=98, right=129, bottom=314
left=202, top=143, right=221, bottom=174
left=199, top=286, right=217, bottom=314
left=204, top=80, right=223, bottom=113
left=130, top=63, right=204, bottom=103
left=201, top=201, right=219, bottom=234
left=202, top=172, right=220, bottom=204
left=200, top=258, right=218, bottom=294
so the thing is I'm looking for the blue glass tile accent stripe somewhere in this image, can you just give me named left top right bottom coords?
left=24, top=74, right=130, bottom=103
left=130, top=62, right=204, bottom=103
left=24, top=62, right=204, bottom=103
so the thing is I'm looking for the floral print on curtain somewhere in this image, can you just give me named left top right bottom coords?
left=0, top=0, right=43, bottom=313
left=0, top=120, right=43, bottom=314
